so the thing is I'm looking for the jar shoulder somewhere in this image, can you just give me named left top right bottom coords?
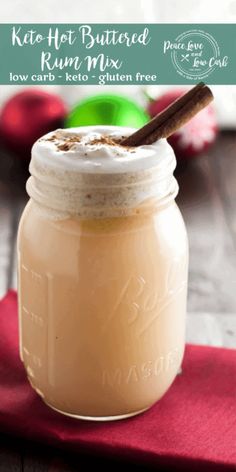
left=17, top=199, right=188, bottom=263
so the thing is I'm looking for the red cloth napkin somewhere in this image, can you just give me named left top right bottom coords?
left=0, top=290, right=236, bottom=471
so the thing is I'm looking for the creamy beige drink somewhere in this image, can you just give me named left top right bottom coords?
left=17, top=126, right=188, bottom=420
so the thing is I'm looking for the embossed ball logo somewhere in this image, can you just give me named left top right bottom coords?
left=168, top=30, right=221, bottom=80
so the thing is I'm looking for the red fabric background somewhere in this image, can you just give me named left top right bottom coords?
left=0, top=290, right=236, bottom=471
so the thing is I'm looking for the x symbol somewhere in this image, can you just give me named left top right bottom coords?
left=181, top=54, right=190, bottom=62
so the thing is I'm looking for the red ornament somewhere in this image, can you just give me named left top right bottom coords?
left=148, top=89, right=218, bottom=161
left=0, top=89, right=67, bottom=159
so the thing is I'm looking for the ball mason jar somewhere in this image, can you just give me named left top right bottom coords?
left=17, top=126, right=188, bottom=421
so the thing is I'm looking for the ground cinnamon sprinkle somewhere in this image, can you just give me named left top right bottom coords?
left=89, top=135, right=135, bottom=151
left=44, top=133, right=135, bottom=153
left=57, top=135, right=82, bottom=151
left=89, top=136, right=119, bottom=146
left=57, top=142, right=74, bottom=151
left=66, top=136, right=82, bottom=143
left=45, top=134, right=57, bottom=142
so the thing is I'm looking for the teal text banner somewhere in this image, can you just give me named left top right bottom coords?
left=0, top=24, right=235, bottom=85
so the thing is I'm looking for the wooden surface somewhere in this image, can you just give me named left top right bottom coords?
left=0, top=132, right=236, bottom=470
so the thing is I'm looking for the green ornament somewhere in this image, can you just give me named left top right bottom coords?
left=65, top=94, right=148, bottom=128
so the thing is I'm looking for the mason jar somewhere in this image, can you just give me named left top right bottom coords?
left=17, top=126, right=188, bottom=421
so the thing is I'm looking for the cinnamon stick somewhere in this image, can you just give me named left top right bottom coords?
left=121, top=83, right=213, bottom=147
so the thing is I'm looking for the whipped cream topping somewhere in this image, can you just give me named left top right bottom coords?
left=27, top=126, right=178, bottom=218
left=31, top=126, right=175, bottom=175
